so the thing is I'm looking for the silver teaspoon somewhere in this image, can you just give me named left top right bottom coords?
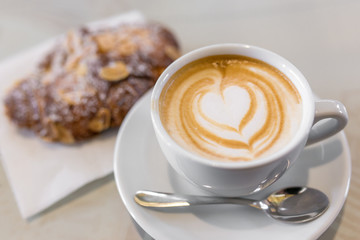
left=134, top=187, right=329, bottom=223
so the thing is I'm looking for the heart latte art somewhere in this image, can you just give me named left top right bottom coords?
left=159, top=55, right=302, bottom=161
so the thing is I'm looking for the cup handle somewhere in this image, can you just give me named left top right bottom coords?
left=306, top=100, right=348, bottom=145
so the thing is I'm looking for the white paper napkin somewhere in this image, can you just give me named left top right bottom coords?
left=0, top=11, right=145, bottom=219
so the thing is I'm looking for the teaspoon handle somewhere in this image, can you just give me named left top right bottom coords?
left=135, top=190, right=256, bottom=208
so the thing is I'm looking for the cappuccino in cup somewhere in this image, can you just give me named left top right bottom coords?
left=159, top=55, right=302, bottom=162
left=151, top=44, right=347, bottom=196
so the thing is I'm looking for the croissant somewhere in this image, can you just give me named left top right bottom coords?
left=4, top=22, right=180, bottom=143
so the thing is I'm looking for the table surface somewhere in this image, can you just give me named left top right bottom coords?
left=0, top=0, right=359, bottom=239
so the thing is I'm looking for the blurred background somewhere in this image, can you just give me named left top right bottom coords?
left=0, top=0, right=359, bottom=239
left=1, top=0, right=359, bottom=100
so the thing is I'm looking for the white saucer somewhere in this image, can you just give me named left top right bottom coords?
left=114, top=91, right=351, bottom=240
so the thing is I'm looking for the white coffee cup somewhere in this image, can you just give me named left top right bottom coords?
left=151, top=43, right=348, bottom=196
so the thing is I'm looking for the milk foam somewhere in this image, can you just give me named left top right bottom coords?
left=160, top=55, right=302, bottom=161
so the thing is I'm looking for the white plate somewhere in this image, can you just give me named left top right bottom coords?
left=114, top=91, right=351, bottom=240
